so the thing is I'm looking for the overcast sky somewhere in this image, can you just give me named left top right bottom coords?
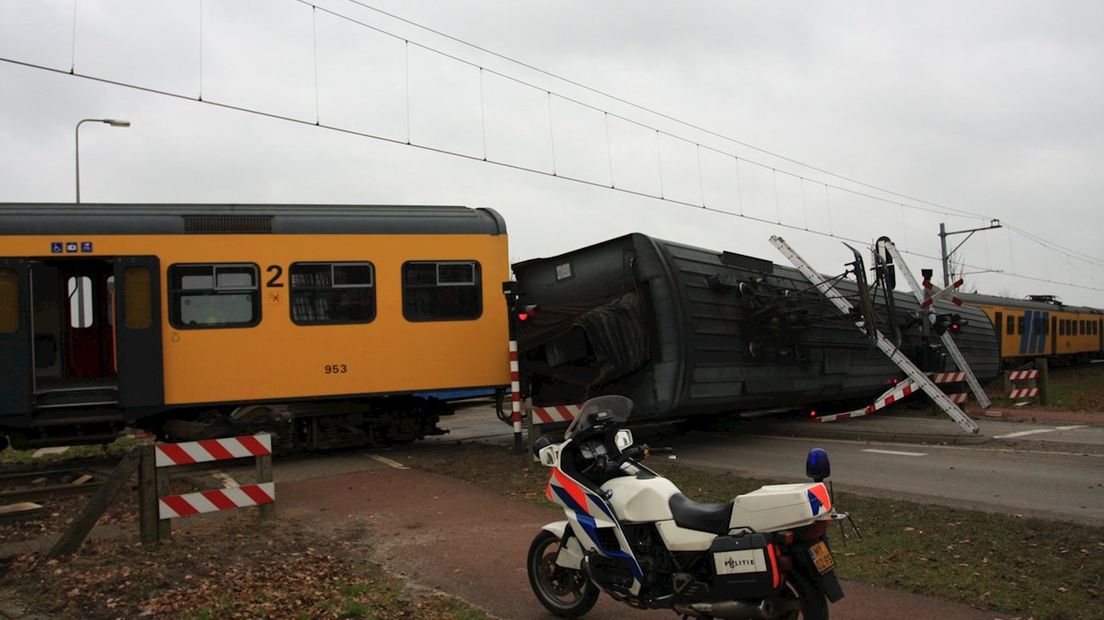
left=2, top=0, right=1102, bottom=305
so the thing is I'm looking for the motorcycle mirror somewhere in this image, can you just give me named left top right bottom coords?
left=806, top=448, right=831, bottom=482
left=532, top=436, right=552, bottom=458
left=614, top=429, right=633, bottom=451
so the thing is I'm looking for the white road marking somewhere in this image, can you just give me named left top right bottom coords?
left=862, top=449, right=927, bottom=457
left=743, top=433, right=1104, bottom=458
left=994, top=425, right=1086, bottom=439
left=369, top=454, right=409, bottom=470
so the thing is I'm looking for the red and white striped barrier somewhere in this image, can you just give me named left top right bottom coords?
left=155, top=435, right=272, bottom=467
left=931, top=371, right=967, bottom=383
left=813, top=380, right=917, bottom=423
left=532, top=404, right=581, bottom=425
left=1005, top=369, right=1041, bottom=402
left=1008, top=387, right=1039, bottom=399
left=509, top=340, right=522, bottom=432
left=150, top=433, right=275, bottom=527
left=814, top=378, right=969, bottom=423
left=159, top=483, right=275, bottom=519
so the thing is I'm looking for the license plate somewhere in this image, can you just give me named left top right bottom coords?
left=808, top=541, right=836, bottom=574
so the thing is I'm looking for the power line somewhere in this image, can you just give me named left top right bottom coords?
left=4, top=54, right=1104, bottom=296
left=3, top=2, right=1103, bottom=295
left=325, top=0, right=1104, bottom=269
left=333, top=0, right=990, bottom=220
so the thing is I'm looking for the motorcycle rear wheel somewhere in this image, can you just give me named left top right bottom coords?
left=527, top=530, right=600, bottom=618
left=778, top=570, right=829, bottom=620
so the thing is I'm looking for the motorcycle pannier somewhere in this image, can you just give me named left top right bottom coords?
left=709, top=533, right=780, bottom=599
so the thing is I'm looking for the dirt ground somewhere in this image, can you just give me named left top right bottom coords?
left=0, top=514, right=483, bottom=620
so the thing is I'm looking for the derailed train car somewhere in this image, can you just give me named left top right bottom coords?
left=512, top=233, right=1001, bottom=419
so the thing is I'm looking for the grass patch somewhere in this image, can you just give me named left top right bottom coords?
left=988, top=364, right=1104, bottom=412
left=410, top=443, right=1104, bottom=620
left=0, top=433, right=138, bottom=465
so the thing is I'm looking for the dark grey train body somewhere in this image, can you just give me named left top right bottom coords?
left=513, top=234, right=1000, bottom=419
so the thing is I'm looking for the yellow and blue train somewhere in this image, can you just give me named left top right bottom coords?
left=960, top=293, right=1103, bottom=364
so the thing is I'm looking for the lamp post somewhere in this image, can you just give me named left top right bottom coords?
left=75, top=118, right=130, bottom=203
left=938, top=219, right=1002, bottom=286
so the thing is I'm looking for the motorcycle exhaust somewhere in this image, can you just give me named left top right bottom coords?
left=673, top=600, right=779, bottom=620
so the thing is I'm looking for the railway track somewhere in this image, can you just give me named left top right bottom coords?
left=0, top=464, right=116, bottom=505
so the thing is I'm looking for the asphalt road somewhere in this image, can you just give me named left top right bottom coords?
left=657, top=430, right=1103, bottom=525
left=437, top=403, right=1104, bottom=526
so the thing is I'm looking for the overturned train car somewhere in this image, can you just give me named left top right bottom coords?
left=512, top=234, right=1000, bottom=419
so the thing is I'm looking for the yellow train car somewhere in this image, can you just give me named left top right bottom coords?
left=0, top=204, right=511, bottom=450
left=960, top=293, right=1103, bottom=364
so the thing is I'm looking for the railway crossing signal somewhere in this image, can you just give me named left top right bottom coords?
left=933, top=313, right=966, bottom=336
left=770, top=235, right=982, bottom=433
left=875, top=238, right=991, bottom=410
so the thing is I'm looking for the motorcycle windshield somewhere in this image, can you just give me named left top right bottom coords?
left=564, top=395, right=633, bottom=439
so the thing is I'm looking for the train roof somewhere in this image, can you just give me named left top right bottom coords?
left=0, top=203, right=506, bottom=236
left=959, top=292, right=1102, bottom=314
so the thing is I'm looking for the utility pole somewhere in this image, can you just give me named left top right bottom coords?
left=938, top=219, right=1002, bottom=286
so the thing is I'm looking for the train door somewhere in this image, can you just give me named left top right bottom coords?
left=1051, top=315, right=1058, bottom=356
left=30, top=257, right=164, bottom=411
left=0, top=260, right=32, bottom=417
left=31, top=259, right=118, bottom=408
left=113, top=257, right=164, bottom=409
left=994, top=311, right=1003, bottom=353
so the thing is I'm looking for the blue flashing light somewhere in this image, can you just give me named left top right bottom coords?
left=806, top=448, right=831, bottom=481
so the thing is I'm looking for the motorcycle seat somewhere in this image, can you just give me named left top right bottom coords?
left=668, top=493, right=734, bottom=535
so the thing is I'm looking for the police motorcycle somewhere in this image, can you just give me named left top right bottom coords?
left=527, top=396, right=845, bottom=619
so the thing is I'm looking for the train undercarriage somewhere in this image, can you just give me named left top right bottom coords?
left=0, top=395, right=451, bottom=453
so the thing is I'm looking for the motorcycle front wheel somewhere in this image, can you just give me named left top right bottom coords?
left=527, top=530, right=600, bottom=618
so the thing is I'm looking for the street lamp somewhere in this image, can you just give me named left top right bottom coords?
left=938, top=219, right=1002, bottom=286
left=75, top=118, right=131, bottom=203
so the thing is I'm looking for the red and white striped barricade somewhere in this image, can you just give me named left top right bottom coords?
left=139, top=434, right=274, bottom=543
left=1005, top=369, right=1040, bottom=401
left=527, top=403, right=582, bottom=458
left=813, top=372, right=970, bottom=424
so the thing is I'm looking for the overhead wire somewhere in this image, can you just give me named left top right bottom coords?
left=3, top=0, right=1103, bottom=294
left=332, top=0, right=993, bottom=221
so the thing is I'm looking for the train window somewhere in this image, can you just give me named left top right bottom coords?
left=168, top=264, right=260, bottom=329
left=1080, top=320, right=1086, bottom=335
left=0, top=268, right=17, bottom=334
left=1034, top=317, right=1045, bottom=335
left=402, top=261, right=482, bottom=321
left=1005, top=316, right=1014, bottom=335
left=123, top=267, right=153, bottom=329
left=1017, top=316, right=1025, bottom=334
left=1059, top=320, right=1066, bottom=336
left=289, top=262, right=376, bottom=325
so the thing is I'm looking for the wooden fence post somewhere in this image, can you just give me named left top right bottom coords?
left=138, top=444, right=158, bottom=544
left=1036, top=357, right=1049, bottom=406
left=49, top=449, right=140, bottom=558
left=255, top=452, right=274, bottom=521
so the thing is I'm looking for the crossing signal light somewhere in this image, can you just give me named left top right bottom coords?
left=933, top=313, right=966, bottom=336
left=516, top=304, right=538, bottom=321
